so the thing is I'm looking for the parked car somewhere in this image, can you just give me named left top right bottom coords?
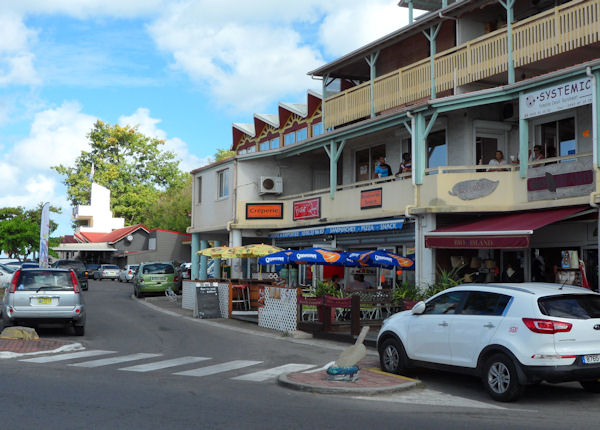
left=52, top=260, right=88, bottom=290
left=118, top=265, right=139, bottom=283
left=0, top=263, right=17, bottom=288
left=378, top=283, right=600, bottom=402
left=94, top=264, right=120, bottom=280
left=133, top=262, right=178, bottom=298
left=86, top=263, right=100, bottom=279
left=175, top=262, right=191, bottom=289
left=2, top=268, right=86, bottom=335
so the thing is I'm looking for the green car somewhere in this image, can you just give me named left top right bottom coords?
left=133, top=262, right=178, bottom=298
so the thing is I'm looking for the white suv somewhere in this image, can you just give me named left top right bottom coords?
left=377, top=283, right=600, bottom=402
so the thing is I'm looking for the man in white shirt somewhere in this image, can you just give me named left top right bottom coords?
left=488, top=150, right=508, bottom=171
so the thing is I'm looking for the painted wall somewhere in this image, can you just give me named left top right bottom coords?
left=125, top=231, right=190, bottom=265
left=111, top=229, right=149, bottom=253
left=191, top=161, right=234, bottom=233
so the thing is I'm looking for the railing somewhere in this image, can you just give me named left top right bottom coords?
left=324, top=0, right=600, bottom=129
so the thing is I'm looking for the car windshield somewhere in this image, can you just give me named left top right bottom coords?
left=142, top=263, right=174, bottom=275
left=538, top=294, right=600, bottom=320
left=56, top=261, right=86, bottom=270
left=16, top=271, right=74, bottom=291
left=0, top=264, right=17, bottom=273
left=103, top=265, right=119, bottom=269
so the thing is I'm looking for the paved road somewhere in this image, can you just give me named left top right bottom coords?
left=2, top=280, right=600, bottom=429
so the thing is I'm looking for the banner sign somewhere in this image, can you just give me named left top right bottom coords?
left=246, top=203, right=283, bottom=219
left=39, top=202, right=50, bottom=268
left=293, top=197, right=320, bottom=221
left=520, top=76, right=593, bottom=119
left=270, top=219, right=404, bottom=239
left=425, top=235, right=530, bottom=249
left=360, top=188, right=382, bottom=209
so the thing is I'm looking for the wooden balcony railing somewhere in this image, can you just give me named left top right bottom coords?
left=324, top=0, right=600, bottom=129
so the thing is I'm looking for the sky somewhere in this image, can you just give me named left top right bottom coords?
left=0, top=0, right=419, bottom=236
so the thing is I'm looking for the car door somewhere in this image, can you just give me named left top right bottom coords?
left=406, top=291, right=467, bottom=365
left=449, top=291, right=512, bottom=367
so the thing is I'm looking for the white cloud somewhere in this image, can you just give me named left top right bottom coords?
left=0, top=12, right=39, bottom=86
left=118, top=107, right=206, bottom=172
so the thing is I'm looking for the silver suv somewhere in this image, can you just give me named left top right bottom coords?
left=378, top=283, right=600, bottom=401
left=2, top=268, right=86, bottom=336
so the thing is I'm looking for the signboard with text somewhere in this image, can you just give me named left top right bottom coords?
left=246, top=203, right=283, bottom=219
left=520, top=77, right=593, bottom=119
left=425, top=235, right=530, bottom=249
left=293, top=197, right=320, bottom=221
left=361, top=188, right=382, bottom=209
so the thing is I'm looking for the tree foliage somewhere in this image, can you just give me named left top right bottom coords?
left=141, top=175, right=192, bottom=233
left=0, top=204, right=61, bottom=260
left=53, top=120, right=187, bottom=226
left=214, top=149, right=235, bottom=161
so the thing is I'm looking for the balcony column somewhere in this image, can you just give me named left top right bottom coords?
left=199, top=239, right=208, bottom=280
left=213, top=240, right=221, bottom=279
left=519, top=111, right=529, bottom=179
left=365, top=51, right=380, bottom=118
left=407, top=0, right=414, bottom=24
left=191, top=233, right=200, bottom=280
left=499, top=0, right=516, bottom=84
left=415, top=213, right=436, bottom=290
left=322, top=73, right=329, bottom=131
left=414, top=111, right=439, bottom=185
left=230, top=229, right=243, bottom=278
left=324, top=139, right=346, bottom=199
left=424, top=24, right=442, bottom=99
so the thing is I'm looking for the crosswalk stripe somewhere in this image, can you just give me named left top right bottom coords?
left=119, top=356, right=211, bottom=372
left=69, top=353, right=162, bottom=368
left=20, top=350, right=115, bottom=363
left=232, top=364, right=316, bottom=381
left=174, top=360, right=262, bottom=377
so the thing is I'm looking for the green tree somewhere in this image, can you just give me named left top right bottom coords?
left=53, top=120, right=187, bottom=226
left=214, top=149, right=235, bottom=161
left=141, top=175, right=192, bottom=232
left=0, top=204, right=61, bottom=260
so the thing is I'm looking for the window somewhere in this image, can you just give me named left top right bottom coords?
left=538, top=294, right=600, bottom=319
left=540, top=117, right=575, bottom=159
left=312, top=122, right=323, bottom=137
left=269, top=137, right=280, bottom=149
left=284, top=132, right=295, bottom=146
left=217, top=169, right=229, bottom=199
left=247, top=145, right=256, bottom=153
left=260, top=141, right=269, bottom=151
left=427, top=130, right=447, bottom=170
left=355, top=144, right=386, bottom=181
left=196, top=176, right=202, bottom=203
left=461, top=292, right=512, bottom=316
left=424, top=291, right=467, bottom=315
left=238, top=149, right=247, bottom=155
left=296, top=127, right=307, bottom=142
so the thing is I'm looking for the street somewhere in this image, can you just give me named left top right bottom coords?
left=2, top=280, right=600, bottom=429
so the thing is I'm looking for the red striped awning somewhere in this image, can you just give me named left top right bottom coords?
left=425, top=206, right=587, bottom=249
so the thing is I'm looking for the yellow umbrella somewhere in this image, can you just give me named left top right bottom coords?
left=233, top=244, right=283, bottom=257
left=197, top=246, right=233, bottom=258
left=220, top=246, right=242, bottom=259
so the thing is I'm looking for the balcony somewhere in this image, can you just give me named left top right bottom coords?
left=237, top=174, right=414, bottom=229
left=324, top=0, right=600, bottom=129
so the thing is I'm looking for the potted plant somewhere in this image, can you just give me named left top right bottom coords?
left=393, top=280, right=421, bottom=310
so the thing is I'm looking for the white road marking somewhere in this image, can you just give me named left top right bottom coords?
left=119, top=356, right=211, bottom=372
left=174, top=360, right=262, bottom=377
left=20, top=350, right=115, bottom=363
left=353, top=389, right=508, bottom=410
left=232, top=364, right=315, bottom=381
left=69, top=353, right=161, bottom=368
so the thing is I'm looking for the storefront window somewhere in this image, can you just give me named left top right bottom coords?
left=540, top=117, right=575, bottom=159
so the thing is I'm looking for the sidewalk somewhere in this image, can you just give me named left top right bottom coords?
left=0, top=337, right=83, bottom=358
left=143, top=295, right=421, bottom=395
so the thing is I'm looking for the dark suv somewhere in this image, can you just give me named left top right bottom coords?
left=52, top=260, right=88, bottom=290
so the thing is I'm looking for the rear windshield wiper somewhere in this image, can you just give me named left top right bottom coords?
left=36, top=286, right=59, bottom=293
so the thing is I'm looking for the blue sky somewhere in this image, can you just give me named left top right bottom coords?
left=0, top=1, right=417, bottom=236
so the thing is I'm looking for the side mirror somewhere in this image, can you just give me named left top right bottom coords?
left=411, top=301, right=426, bottom=315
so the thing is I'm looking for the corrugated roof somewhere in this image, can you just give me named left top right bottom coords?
left=254, top=113, right=279, bottom=128
left=233, top=123, right=255, bottom=137
left=279, top=102, right=307, bottom=118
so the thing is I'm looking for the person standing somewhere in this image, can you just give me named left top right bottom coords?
left=396, top=152, right=412, bottom=176
left=488, top=150, right=508, bottom=171
left=373, top=156, right=392, bottom=178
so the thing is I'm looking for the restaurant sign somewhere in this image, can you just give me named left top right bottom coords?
left=520, top=76, right=593, bottom=119
left=425, top=235, right=530, bottom=249
left=246, top=203, right=283, bottom=219
left=361, top=188, right=382, bottom=209
left=293, top=197, right=320, bottom=221
left=270, top=219, right=404, bottom=239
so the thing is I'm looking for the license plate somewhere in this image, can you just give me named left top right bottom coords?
left=583, top=354, right=600, bottom=364
left=37, top=297, right=52, bottom=305
left=152, top=276, right=166, bottom=281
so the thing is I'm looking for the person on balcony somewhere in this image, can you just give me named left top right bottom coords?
left=529, top=145, right=545, bottom=167
left=373, top=156, right=392, bottom=179
left=487, top=150, right=508, bottom=171
left=396, top=152, right=412, bottom=177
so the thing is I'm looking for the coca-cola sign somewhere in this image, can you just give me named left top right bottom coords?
left=293, top=197, right=320, bottom=221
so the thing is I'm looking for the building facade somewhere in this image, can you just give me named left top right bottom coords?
left=190, top=0, right=600, bottom=289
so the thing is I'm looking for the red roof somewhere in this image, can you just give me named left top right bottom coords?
left=101, top=225, right=148, bottom=243
left=73, top=224, right=189, bottom=243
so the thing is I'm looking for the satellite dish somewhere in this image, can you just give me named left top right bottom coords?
left=126, top=235, right=134, bottom=242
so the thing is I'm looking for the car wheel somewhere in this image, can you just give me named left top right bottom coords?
left=580, top=380, right=600, bottom=393
left=482, top=353, right=524, bottom=402
left=379, top=338, right=409, bottom=374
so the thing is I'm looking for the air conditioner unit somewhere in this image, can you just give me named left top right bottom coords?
left=259, top=176, right=283, bottom=194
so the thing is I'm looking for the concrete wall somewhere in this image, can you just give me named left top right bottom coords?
left=191, top=161, right=234, bottom=232
left=112, top=229, right=149, bottom=253
left=125, top=231, right=190, bottom=266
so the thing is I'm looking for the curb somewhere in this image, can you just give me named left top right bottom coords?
left=277, top=369, right=421, bottom=395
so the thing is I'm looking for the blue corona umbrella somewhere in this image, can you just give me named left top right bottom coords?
left=258, top=250, right=293, bottom=265
left=289, top=248, right=346, bottom=266
left=354, top=250, right=415, bottom=270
